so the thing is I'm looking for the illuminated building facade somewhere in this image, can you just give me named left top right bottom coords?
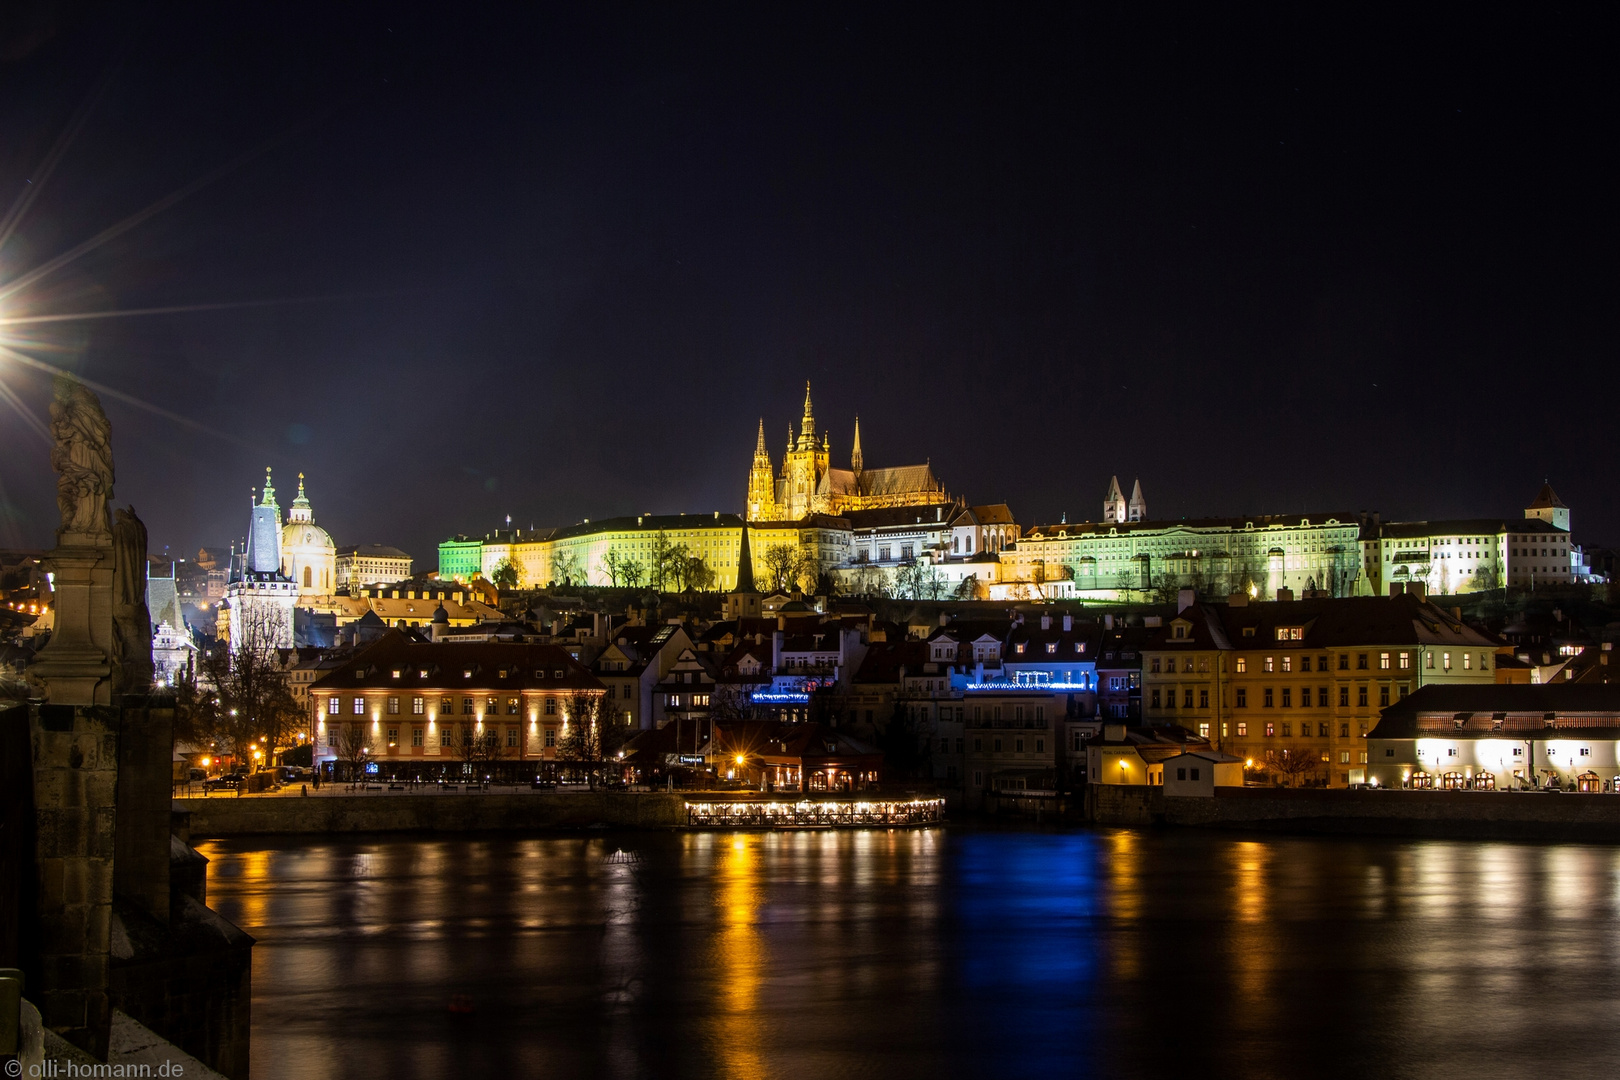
left=1141, top=593, right=1498, bottom=787
left=1006, top=513, right=1367, bottom=600
left=1366, top=683, right=1620, bottom=790
left=335, top=544, right=413, bottom=590
left=307, top=632, right=605, bottom=776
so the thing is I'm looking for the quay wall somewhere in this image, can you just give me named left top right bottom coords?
left=1088, top=784, right=1620, bottom=842
left=176, top=792, right=690, bottom=837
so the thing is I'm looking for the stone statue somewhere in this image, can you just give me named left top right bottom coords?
left=50, top=374, right=115, bottom=539
left=112, top=505, right=154, bottom=696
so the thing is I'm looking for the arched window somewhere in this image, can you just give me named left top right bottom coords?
left=303, top=565, right=312, bottom=588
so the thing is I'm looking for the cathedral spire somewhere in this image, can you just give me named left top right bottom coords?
left=798, top=380, right=815, bottom=448
left=851, top=416, right=863, bottom=474
left=259, top=467, right=278, bottom=508
left=289, top=471, right=314, bottom=524
left=754, top=418, right=767, bottom=458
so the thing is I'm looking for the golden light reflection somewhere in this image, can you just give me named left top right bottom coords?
left=1106, top=830, right=1140, bottom=981
left=710, top=834, right=766, bottom=1080
left=1227, top=840, right=1271, bottom=1016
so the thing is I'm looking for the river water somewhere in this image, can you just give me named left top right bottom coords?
left=198, top=828, right=1620, bottom=1079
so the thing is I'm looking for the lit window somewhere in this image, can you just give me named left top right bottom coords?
left=327, top=698, right=340, bottom=715
left=1235, top=657, right=1247, bottom=673
left=387, top=696, right=400, bottom=715
left=1398, top=652, right=1410, bottom=669
left=352, top=697, right=364, bottom=715
left=412, top=696, right=424, bottom=715
left=1379, top=653, right=1391, bottom=670
left=1237, top=722, right=1248, bottom=736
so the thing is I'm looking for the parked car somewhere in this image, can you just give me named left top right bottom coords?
left=187, top=768, right=207, bottom=782
left=204, top=772, right=246, bottom=791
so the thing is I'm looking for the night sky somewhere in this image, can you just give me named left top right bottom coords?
left=0, top=4, right=1614, bottom=566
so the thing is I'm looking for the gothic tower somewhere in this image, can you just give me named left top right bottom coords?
left=780, top=381, right=828, bottom=520
left=851, top=416, right=863, bottom=475
left=745, top=419, right=778, bottom=521
left=1103, top=475, right=1127, bottom=524
left=1128, top=478, right=1147, bottom=522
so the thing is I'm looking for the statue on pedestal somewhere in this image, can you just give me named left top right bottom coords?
left=49, top=374, right=114, bottom=540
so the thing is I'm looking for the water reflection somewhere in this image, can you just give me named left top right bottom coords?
left=199, top=830, right=1620, bottom=1080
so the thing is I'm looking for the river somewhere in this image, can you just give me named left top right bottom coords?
left=198, top=828, right=1620, bottom=1079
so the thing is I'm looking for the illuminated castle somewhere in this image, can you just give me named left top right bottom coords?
left=745, top=383, right=952, bottom=522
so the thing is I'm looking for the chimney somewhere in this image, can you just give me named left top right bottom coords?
left=772, top=630, right=784, bottom=672
left=939, top=612, right=948, bottom=627
left=1228, top=592, right=1248, bottom=607
left=1041, top=615, right=1052, bottom=630
left=1177, top=588, right=1196, bottom=613
left=1389, top=583, right=1405, bottom=596
left=1104, top=614, right=1114, bottom=630
left=1062, top=614, right=1072, bottom=632
left=1451, top=607, right=1463, bottom=621
left=1276, top=587, right=1295, bottom=602
left=1103, top=723, right=1126, bottom=742
left=1408, top=582, right=1426, bottom=600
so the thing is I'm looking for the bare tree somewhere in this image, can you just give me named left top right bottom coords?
left=559, top=689, right=613, bottom=787
left=602, top=548, right=628, bottom=588
left=762, top=544, right=801, bottom=594
left=334, top=721, right=375, bottom=784
left=621, top=557, right=646, bottom=590
left=189, top=605, right=303, bottom=771
left=552, top=551, right=581, bottom=587
left=953, top=573, right=982, bottom=601
left=1263, top=747, right=1320, bottom=787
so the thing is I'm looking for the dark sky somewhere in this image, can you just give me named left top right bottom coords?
left=0, top=3, right=1615, bottom=566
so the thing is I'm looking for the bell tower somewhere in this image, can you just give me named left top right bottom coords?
left=746, top=419, right=778, bottom=521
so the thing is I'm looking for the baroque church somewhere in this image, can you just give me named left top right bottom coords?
left=745, top=383, right=953, bottom=522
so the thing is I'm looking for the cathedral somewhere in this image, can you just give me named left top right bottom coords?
left=745, top=383, right=953, bottom=522
left=224, top=468, right=298, bottom=652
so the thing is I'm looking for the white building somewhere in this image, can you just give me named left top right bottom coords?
left=1367, top=684, right=1620, bottom=790
left=280, top=474, right=336, bottom=597
left=225, top=469, right=298, bottom=652
left=335, top=544, right=414, bottom=590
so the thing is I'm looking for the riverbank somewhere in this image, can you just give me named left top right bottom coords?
left=1089, top=784, right=1620, bottom=842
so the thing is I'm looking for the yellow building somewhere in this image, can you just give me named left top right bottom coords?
left=1141, top=592, right=1499, bottom=787
left=745, top=383, right=952, bottom=522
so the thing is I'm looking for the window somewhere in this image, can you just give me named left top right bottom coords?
left=1379, top=652, right=1391, bottom=670
left=507, top=727, right=519, bottom=747
left=1235, top=657, right=1247, bottom=673
left=353, top=697, right=364, bottom=715
left=973, top=770, right=984, bottom=787
left=1318, top=723, right=1328, bottom=737
left=1265, top=722, right=1275, bottom=737
left=1281, top=688, right=1292, bottom=708
left=440, top=696, right=453, bottom=713
left=1340, top=723, right=1349, bottom=738
left=1184, top=689, right=1194, bottom=709
left=1282, top=656, right=1293, bottom=673
left=412, top=696, right=424, bottom=715
left=412, top=727, right=423, bottom=747
left=507, top=697, right=520, bottom=715
left=993, top=738, right=1002, bottom=752
left=1282, top=722, right=1292, bottom=737
left=387, top=696, right=400, bottom=715
left=1399, top=652, right=1411, bottom=669
left=544, top=728, right=556, bottom=748
left=1425, top=652, right=1434, bottom=669
left=1199, top=689, right=1209, bottom=710
left=1015, top=738, right=1024, bottom=753
left=1340, top=751, right=1350, bottom=764
left=973, top=737, right=982, bottom=752
left=1379, top=686, right=1390, bottom=708
left=1151, top=689, right=1162, bottom=709
left=1263, top=688, right=1274, bottom=707
left=1184, top=658, right=1194, bottom=673
left=1463, top=653, right=1472, bottom=670
left=327, top=697, right=340, bottom=715
left=545, top=699, right=556, bottom=715
left=1151, top=658, right=1161, bottom=673
left=1237, top=722, right=1248, bottom=736
left=1480, top=653, right=1490, bottom=670
left=1443, top=652, right=1452, bottom=670
left=1035, top=739, right=1044, bottom=753
left=386, top=727, right=398, bottom=745
left=1358, top=654, right=1369, bottom=670
left=1339, top=654, right=1349, bottom=671
left=1046, top=642, right=1057, bottom=655
left=1300, top=656, right=1312, bottom=672
left=1276, top=626, right=1303, bottom=641
left=462, top=697, right=474, bottom=715
left=1199, top=723, right=1210, bottom=739
left=1264, top=656, right=1275, bottom=673
left=1358, top=686, right=1369, bottom=708
left=1236, top=688, right=1248, bottom=708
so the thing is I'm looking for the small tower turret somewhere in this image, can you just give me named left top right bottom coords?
left=851, top=416, right=864, bottom=474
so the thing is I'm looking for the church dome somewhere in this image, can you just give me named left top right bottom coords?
left=280, top=473, right=338, bottom=594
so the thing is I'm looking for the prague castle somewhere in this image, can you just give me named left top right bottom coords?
left=745, top=383, right=952, bottom=521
